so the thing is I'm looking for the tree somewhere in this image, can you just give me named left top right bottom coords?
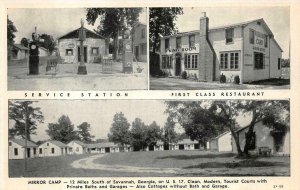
left=144, top=121, right=163, bottom=148
left=20, top=38, right=29, bottom=47
left=39, top=34, right=56, bottom=54
left=77, top=122, right=95, bottom=143
left=46, top=115, right=79, bottom=143
left=163, top=116, right=179, bottom=145
left=130, top=118, right=147, bottom=151
left=108, top=112, right=131, bottom=146
left=86, top=8, right=143, bottom=59
left=149, top=8, right=183, bottom=53
left=7, top=17, right=17, bottom=45
left=165, top=100, right=289, bottom=157
left=8, top=101, right=44, bottom=141
left=165, top=101, right=227, bottom=148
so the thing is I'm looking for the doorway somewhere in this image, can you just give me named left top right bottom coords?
left=105, top=147, right=110, bottom=153
left=175, top=53, right=181, bottom=76
left=78, top=46, right=87, bottom=63
left=27, top=148, right=31, bottom=158
left=134, top=46, right=139, bottom=61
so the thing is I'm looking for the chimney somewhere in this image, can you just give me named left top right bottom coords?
left=198, top=12, right=215, bottom=81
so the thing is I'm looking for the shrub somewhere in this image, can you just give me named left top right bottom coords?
left=181, top=71, right=188, bottom=79
left=234, top=75, right=240, bottom=84
left=220, top=74, right=226, bottom=83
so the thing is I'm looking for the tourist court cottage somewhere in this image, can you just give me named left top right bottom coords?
left=208, top=131, right=233, bottom=152
left=38, top=140, right=69, bottom=157
left=232, top=121, right=290, bottom=156
left=159, top=14, right=283, bottom=83
left=8, top=139, right=38, bottom=159
left=58, top=27, right=107, bottom=64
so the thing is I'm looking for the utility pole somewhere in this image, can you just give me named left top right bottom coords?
left=77, top=19, right=87, bottom=74
left=23, top=102, right=28, bottom=176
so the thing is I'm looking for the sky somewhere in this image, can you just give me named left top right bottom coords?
left=7, top=8, right=147, bottom=44
left=9, top=100, right=252, bottom=142
left=175, top=7, right=290, bottom=58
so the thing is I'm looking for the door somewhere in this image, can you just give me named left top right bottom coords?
left=77, top=46, right=87, bottom=63
left=175, top=54, right=181, bottom=76
left=105, top=147, right=110, bottom=153
left=27, top=148, right=31, bottom=158
left=134, top=46, right=139, bottom=61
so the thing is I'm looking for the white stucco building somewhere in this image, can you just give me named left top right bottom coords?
left=232, top=121, right=290, bottom=156
left=9, top=139, right=38, bottom=159
left=86, top=142, right=119, bottom=154
left=58, top=27, right=107, bottom=64
left=132, top=22, right=147, bottom=62
left=38, top=140, right=69, bottom=157
left=159, top=15, right=283, bottom=83
left=67, top=140, right=87, bottom=154
left=208, top=131, right=233, bottom=152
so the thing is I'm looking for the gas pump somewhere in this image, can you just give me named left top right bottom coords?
left=122, top=29, right=133, bottom=73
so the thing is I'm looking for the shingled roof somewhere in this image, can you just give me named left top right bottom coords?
left=9, top=138, right=37, bottom=147
left=58, top=27, right=105, bottom=40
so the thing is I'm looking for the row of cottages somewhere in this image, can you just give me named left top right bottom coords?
left=159, top=14, right=283, bottom=83
left=86, top=142, right=121, bottom=154
left=8, top=44, right=49, bottom=61
left=146, top=139, right=202, bottom=151
left=207, top=121, right=290, bottom=156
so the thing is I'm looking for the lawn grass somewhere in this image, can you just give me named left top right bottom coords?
left=9, top=150, right=290, bottom=177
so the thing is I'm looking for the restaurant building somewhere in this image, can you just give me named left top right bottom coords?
left=159, top=14, right=283, bottom=83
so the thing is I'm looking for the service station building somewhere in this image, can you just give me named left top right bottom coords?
left=58, top=27, right=108, bottom=64
left=159, top=15, right=283, bottom=83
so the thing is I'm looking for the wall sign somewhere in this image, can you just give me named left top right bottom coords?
left=166, top=46, right=197, bottom=53
left=68, top=43, right=75, bottom=48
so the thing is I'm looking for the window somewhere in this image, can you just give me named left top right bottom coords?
left=230, top=52, right=239, bottom=69
left=249, top=29, right=255, bottom=44
left=65, top=49, right=73, bottom=56
left=51, top=148, right=55, bottom=154
left=14, top=148, right=18, bottom=156
left=278, top=58, right=281, bottom=70
left=220, top=52, right=239, bottom=70
left=264, top=35, right=268, bottom=48
left=184, top=54, right=198, bottom=69
left=220, top=53, right=228, bottom=69
left=9, top=142, right=12, bottom=146
left=33, top=148, right=36, bottom=155
left=39, top=148, right=42, bottom=154
left=165, top=38, right=170, bottom=51
left=47, top=143, right=49, bottom=146
left=254, top=52, right=265, bottom=69
left=189, top=35, right=195, bottom=47
left=225, top=28, right=234, bottom=43
left=91, top=47, right=99, bottom=55
left=141, top=28, right=145, bottom=39
left=162, top=55, right=172, bottom=69
left=176, top=37, right=182, bottom=49
left=141, top=43, right=147, bottom=55
left=76, top=147, right=79, bottom=152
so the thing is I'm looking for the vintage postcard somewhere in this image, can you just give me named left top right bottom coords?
left=1, top=1, right=300, bottom=190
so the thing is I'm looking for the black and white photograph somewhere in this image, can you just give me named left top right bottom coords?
left=7, top=8, right=148, bottom=90
left=8, top=99, right=290, bottom=177
left=149, top=7, right=290, bottom=90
